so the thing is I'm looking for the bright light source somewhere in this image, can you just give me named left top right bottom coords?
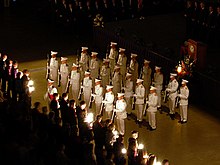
left=143, top=154, right=149, bottom=159
left=112, top=130, right=119, bottom=138
left=155, top=162, right=161, bottom=165
left=177, top=64, right=182, bottom=73
left=121, top=148, right=127, bottom=154
left=85, top=113, right=94, bottom=123
left=29, top=87, right=35, bottom=93
left=138, top=143, right=144, bottom=150
left=28, top=80, right=34, bottom=86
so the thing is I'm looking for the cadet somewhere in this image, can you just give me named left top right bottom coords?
left=49, top=51, right=59, bottom=87
left=59, top=57, right=69, bottom=93
left=79, top=47, right=89, bottom=77
left=89, top=52, right=99, bottom=89
left=83, top=71, right=93, bottom=109
left=102, top=85, right=114, bottom=119
left=100, top=58, right=111, bottom=90
left=124, top=73, right=133, bottom=116
left=166, top=73, right=179, bottom=119
left=109, top=42, right=118, bottom=76
left=152, top=66, right=163, bottom=109
left=115, top=93, right=127, bottom=135
left=112, top=65, right=122, bottom=97
left=70, top=63, right=80, bottom=104
left=93, top=78, right=104, bottom=116
left=135, top=79, right=145, bottom=124
left=178, top=79, right=189, bottom=123
left=45, top=79, right=58, bottom=107
left=129, top=53, right=139, bottom=88
left=146, top=86, right=158, bottom=131
left=117, top=48, right=127, bottom=85
left=142, top=60, right=152, bottom=97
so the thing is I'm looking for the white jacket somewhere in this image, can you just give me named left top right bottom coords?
left=94, top=85, right=103, bottom=103
left=179, top=86, right=189, bottom=105
left=167, top=79, right=179, bottom=100
left=124, top=80, right=133, bottom=98
left=104, top=91, right=114, bottom=111
left=153, top=72, right=163, bottom=91
left=115, top=99, right=127, bottom=119
left=135, top=84, right=145, bottom=104
left=147, top=93, right=158, bottom=112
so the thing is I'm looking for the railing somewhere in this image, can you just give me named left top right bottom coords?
left=93, top=27, right=220, bottom=110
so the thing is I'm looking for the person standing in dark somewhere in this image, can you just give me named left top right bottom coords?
left=60, top=93, right=69, bottom=129
left=206, top=5, right=216, bottom=45
left=50, top=93, right=61, bottom=126
left=93, top=115, right=105, bottom=165
left=113, top=135, right=126, bottom=165
left=68, top=99, right=79, bottom=137
left=11, top=61, right=19, bottom=103
left=191, top=1, right=200, bottom=39
left=198, top=1, right=208, bottom=42
left=0, top=54, right=8, bottom=94
left=6, top=60, right=14, bottom=99
left=215, top=6, right=220, bottom=47
left=15, top=71, right=23, bottom=103
left=127, top=130, right=139, bottom=165
left=184, top=0, right=194, bottom=38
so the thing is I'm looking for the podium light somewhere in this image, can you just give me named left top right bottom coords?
left=138, top=143, right=144, bottom=150
left=121, top=148, right=127, bottom=154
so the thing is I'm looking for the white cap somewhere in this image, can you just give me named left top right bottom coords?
left=110, top=42, right=117, bottom=46
left=150, top=86, right=157, bottom=90
left=131, top=53, right=138, bottom=58
left=61, top=57, right=68, bottom=61
left=95, top=78, right=101, bottom=83
left=81, top=47, right=88, bottom=51
left=106, top=85, right=113, bottom=90
left=91, top=52, right=98, bottom=56
left=72, top=63, right=78, bottom=67
left=170, top=73, right=177, bottom=78
left=114, top=65, right=120, bottom=70
left=51, top=51, right=58, bottom=55
left=144, top=59, right=150, bottom=63
left=48, top=79, right=54, bottom=83
left=155, top=66, right=161, bottom=70
left=119, top=48, right=126, bottom=52
left=103, top=58, right=110, bottom=63
left=126, top=73, right=132, bottom=77
left=85, top=71, right=90, bottom=75
left=117, top=93, right=124, bottom=97
left=182, top=79, right=189, bottom=84
left=136, top=79, right=143, bottom=83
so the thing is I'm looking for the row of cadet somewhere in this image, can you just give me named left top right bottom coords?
left=46, top=41, right=190, bottom=132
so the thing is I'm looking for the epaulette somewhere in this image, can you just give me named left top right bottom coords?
left=122, top=100, right=125, bottom=102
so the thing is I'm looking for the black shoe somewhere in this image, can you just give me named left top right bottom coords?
left=150, top=127, right=156, bottom=131
left=178, top=120, right=182, bottom=123
left=181, top=121, right=187, bottom=124
left=170, top=114, right=175, bottom=120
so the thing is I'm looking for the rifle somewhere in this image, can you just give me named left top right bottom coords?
left=89, top=91, right=94, bottom=109
left=46, top=54, right=50, bottom=79
left=132, top=94, right=136, bottom=110
left=111, top=106, right=116, bottom=123
left=65, top=75, right=71, bottom=93
left=163, top=87, right=169, bottom=103
left=143, top=98, right=148, bottom=116
left=78, top=81, right=83, bottom=100
left=175, top=90, right=180, bottom=108
left=100, top=99, right=105, bottom=116
left=58, top=67, right=61, bottom=87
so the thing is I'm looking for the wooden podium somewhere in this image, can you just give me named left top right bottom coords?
left=187, top=39, right=207, bottom=71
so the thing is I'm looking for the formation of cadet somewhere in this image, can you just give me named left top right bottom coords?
left=45, top=41, right=190, bottom=134
left=184, top=0, right=220, bottom=45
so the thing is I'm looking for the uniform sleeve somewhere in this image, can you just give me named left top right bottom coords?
left=155, top=74, right=163, bottom=85
left=106, top=94, right=114, bottom=104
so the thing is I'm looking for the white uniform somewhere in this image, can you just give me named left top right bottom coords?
left=79, top=52, right=89, bottom=73
left=129, top=60, right=139, bottom=87
left=112, top=71, right=122, bottom=96
left=109, top=48, right=118, bottom=76
left=135, top=84, right=145, bottom=122
left=100, top=65, right=110, bottom=89
left=60, top=64, right=69, bottom=94
left=49, top=57, right=59, bottom=86
left=70, top=70, right=80, bottom=103
left=90, top=59, right=99, bottom=88
left=117, top=54, right=127, bottom=85
left=179, top=86, right=189, bottom=122
left=153, top=72, right=163, bottom=107
left=124, top=80, right=133, bottom=115
left=142, top=66, right=152, bottom=97
left=147, top=93, right=158, bottom=129
left=45, top=85, right=58, bottom=108
left=83, top=77, right=92, bottom=108
left=166, top=79, right=179, bottom=114
left=115, top=99, right=127, bottom=135
left=103, top=91, right=114, bottom=119
left=94, top=85, right=103, bottom=116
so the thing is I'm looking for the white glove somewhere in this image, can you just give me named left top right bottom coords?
left=166, top=88, right=171, bottom=92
